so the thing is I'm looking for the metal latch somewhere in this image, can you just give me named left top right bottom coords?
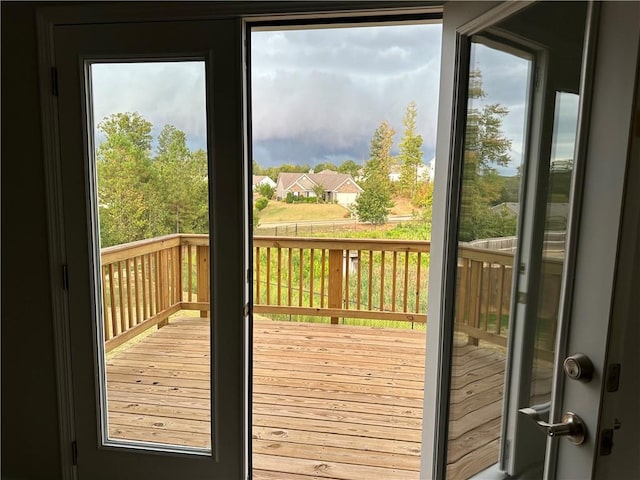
left=519, top=407, right=587, bottom=445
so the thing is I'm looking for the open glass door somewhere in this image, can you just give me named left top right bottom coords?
left=422, top=1, right=620, bottom=478
left=53, top=19, right=247, bottom=478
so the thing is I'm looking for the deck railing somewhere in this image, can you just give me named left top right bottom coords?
left=100, top=234, right=562, bottom=356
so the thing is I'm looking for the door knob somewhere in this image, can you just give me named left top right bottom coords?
left=519, top=408, right=586, bottom=445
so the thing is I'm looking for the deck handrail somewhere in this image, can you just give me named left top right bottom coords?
left=100, top=234, right=562, bottom=357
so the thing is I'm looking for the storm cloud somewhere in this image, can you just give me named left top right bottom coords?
left=90, top=22, right=558, bottom=175
left=251, top=23, right=443, bottom=167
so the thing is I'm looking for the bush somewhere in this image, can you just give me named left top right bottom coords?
left=257, top=183, right=275, bottom=199
left=255, top=197, right=269, bottom=211
left=285, top=192, right=294, bottom=204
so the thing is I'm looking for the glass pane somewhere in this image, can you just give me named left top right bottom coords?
left=89, top=61, right=211, bottom=452
left=530, top=92, right=579, bottom=406
left=250, top=23, right=441, bottom=479
left=447, top=42, right=532, bottom=478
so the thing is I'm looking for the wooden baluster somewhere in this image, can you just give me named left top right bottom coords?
left=197, top=245, right=209, bottom=318
left=328, top=249, right=343, bottom=324
left=141, top=255, right=149, bottom=319
left=298, top=248, right=303, bottom=307
left=175, top=246, right=182, bottom=306
left=415, top=252, right=422, bottom=314
left=403, top=252, right=409, bottom=313
left=126, top=258, right=133, bottom=329
left=368, top=251, right=373, bottom=310
left=484, top=264, right=492, bottom=332
left=391, top=251, right=397, bottom=312
left=266, top=248, right=271, bottom=305
left=108, top=264, right=119, bottom=337
left=134, top=256, right=141, bottom=325
left=356, top=250, right=362, bottom=310
left=380, top=251, right=385, bottom=312
left=117, top=261, right=127, bottom=333
left=320, top=249, right=326, bottom=308
left=344, top=249, right=349, bottom=311
left=456, top=258, right=467, bottom=326
left=497, top=264, right=505, bottom=335
left=468, top=260, right=481, bottom=346
left=158, top=250, right=169, bottom=327
left=277, top=248, right=282, bottom=306
left=289, top=248, right=295, bottom=307
left=102, top=265, right=111, bottom=340
left=309, top=249, right=315, bottom=308
left=255, top=246, right=261, bottom=306
left=187, top=245, right=193, bottom=303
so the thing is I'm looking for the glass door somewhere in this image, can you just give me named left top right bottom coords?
left=424, top=2, right=614, bottom=479
left=54, top=19, right=247, bottom=478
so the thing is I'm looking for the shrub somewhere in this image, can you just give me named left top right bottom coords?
left=255, top=197, right=269, bottom=211
left=257, top=183, right=275, bottom=199
left=285, top=192, right=294, bottom=203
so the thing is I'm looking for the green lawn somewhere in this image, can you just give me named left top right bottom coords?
left=258, top=202, right=350, bottom=223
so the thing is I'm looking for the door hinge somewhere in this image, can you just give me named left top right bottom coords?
left=51, top=67, right=58, bottom=96
left=71, top=440, right=78, bottom=466
left=606, top=363, right=621, bottom=392
left=243, top=302, right=250, bottom=318
left=62, top=264, right=69, bottom=290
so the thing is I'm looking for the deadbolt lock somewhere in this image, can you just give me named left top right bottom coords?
left=563, top=353, right=594, bottom=382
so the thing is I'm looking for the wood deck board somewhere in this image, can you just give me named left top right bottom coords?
left=105, top=317, right=548, bottom=479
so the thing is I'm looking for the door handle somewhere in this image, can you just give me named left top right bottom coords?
left=519, top=407, right=586, bottom=445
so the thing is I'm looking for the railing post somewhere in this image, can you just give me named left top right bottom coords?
left=328, top=249, right=343, bottom=324
left=197, top=245, right=209, bottom=318
left=158, top=249, right=169, bottom=328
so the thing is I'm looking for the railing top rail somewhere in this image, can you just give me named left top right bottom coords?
left=252, top=236, right=431, bottom=253
left=101, top=234, right=182, bottom=264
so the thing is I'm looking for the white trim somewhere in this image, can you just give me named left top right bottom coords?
left=36, top=9, right=77, bottom=480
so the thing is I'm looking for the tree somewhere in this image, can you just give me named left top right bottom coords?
left=354, top=187, right=394, bottom=225
left=355, top=120, right=396, bottom=224
left=363, top=120, right=395, bottom=188
left=257, top=183, right=275, bottom=199
left=96, top=114, right=210, bottom=247
left=398, top=101, right=424, bottom=198
left=96, top=112, right=155, bottom=247
left=154, top=125, right=208, bottom=235
left=458, top=71, right=514, bottom=242
left=313, top=161, right=337, bottom=173
left=337, top=159, right=361, bottom=177
left=312, top=184, right=325, bottom=203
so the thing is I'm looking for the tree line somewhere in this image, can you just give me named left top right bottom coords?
left=96, top=71, right=525, bottom=248
left=97, top=112, right=208, bottom=247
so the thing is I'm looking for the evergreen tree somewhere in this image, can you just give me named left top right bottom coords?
left=458, top=71, right=514, bottom=241
left=355, top=120, right=396, bottom=224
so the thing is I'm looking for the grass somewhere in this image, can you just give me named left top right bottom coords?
left=258, top=202, right=350, bottom=223
left=390, top=196, right=421, bottom=216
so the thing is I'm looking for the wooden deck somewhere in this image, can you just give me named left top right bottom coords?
left=105, top=317, right=548, bottom=479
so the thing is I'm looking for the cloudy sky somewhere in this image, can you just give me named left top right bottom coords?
left=90, top=21, right=577, bottom=175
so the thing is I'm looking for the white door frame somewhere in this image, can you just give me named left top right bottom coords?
left=37, top=3, right=444, bottom=478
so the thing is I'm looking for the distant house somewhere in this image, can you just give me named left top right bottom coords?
left=252, top=175, right=276, bottom=191
left=388, top=162, right=433, bottom=183
left=275, top=170, right=363, bottom=207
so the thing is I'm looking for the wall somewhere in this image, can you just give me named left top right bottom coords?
left=1, top=3, right=63, bottom=479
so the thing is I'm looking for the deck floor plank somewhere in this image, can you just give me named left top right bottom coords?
left=105, top=317, right=551, bottom=479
